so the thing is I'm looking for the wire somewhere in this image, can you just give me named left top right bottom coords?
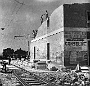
left=16, top=2, right=24, bottom=14
left=6, top=0, right=25, bottom=28
left=14, top=0, right=32, bottom=7
left=11, top=2, right=18, bottom=15
left=5, top=0, right=34, bottom=29
left=4, top=1, right=17, bottom=28
left=7, top=3, right=24, bottom=27
left=14, top=0, right=25, bottom=5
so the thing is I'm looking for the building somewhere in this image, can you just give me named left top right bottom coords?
left=30, top=3, right=90, bottom=67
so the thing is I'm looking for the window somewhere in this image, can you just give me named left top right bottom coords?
left=87, top=12, right=90, bottom=23
left=47, top=43, right=50, bottom=60
left=87, top=12, right=90, bottom=27
left=34, top=46, right=35, bottom=59
left=87, top=32, right=90, bottom=39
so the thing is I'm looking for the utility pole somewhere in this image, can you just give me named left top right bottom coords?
left=14, top=34, right=31, bottom=60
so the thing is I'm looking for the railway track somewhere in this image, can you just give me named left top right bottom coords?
left=12, top=68, right=58, bottom=86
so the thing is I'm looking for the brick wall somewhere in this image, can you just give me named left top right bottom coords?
left=64, top=3, right=90, bottom=27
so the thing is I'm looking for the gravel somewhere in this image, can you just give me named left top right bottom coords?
left=0, top=72, right=21, bottom=86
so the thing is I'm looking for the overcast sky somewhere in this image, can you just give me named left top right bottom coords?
left=0, top=0, right=89, bottom=53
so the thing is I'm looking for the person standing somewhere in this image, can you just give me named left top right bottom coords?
left=45, top=10, right=48, bottom=19
left=45, top=10, right=49, bottom=28
left=9, top=57, right=11, bottom=65
left=40, top=15, right=43, bottom=24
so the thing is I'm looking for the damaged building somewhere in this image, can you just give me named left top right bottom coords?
left=30, top=3, right=90, bottom=67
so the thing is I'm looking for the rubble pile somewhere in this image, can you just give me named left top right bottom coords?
left=0, top=73, right=20, bottom=86
left=34, top=70, right=90, bottom=86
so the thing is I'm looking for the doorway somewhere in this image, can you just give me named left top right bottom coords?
left=88, top=41, right=90, bottom=66
left=34, top=46, right=35, bottom=59
left=47, top=43, right=50, bottom=60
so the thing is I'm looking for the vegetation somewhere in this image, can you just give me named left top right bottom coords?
left=3, top=48, right=14, bottom=59
left=2, top=48, right=27, bottom=60
left=14, top=48, right=27, bottom=60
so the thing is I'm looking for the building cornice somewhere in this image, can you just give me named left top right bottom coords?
left=31, top=27, right=89, bottom=42
left=31, top=27, right=64, bottom=42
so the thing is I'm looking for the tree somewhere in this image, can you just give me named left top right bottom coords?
left=3, top=48, right=14, bottom=59
left=14, top=48, right=27, bottom=60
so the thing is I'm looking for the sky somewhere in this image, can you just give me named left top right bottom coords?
left=0, top=0, right=89, bottom=53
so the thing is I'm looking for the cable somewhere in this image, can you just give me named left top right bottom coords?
left=14, top=0, right=25, bottom=5
left=4, top=1, right=17, bottom=28
left=16, top=2, right=24, bottom=14
left=7, top=3, right=24, bottom=27
left=6, top=0, right=25, bottom=28
left=4, top=0, right=34, bottom=29
left=14, top=0, right=31, bottom=7
left=11, top=2, right=18, bottom=15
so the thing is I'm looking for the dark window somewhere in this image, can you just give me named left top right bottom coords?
left=34, top=47, right=35, bottom=59
left=87, top=12, right=90, bottom=27
left=87, top=23, right=90, bottom=27
left=87, top=32, right=90, bottom=39
left=87, top=12, right=90, bottom=22
left=88, top=41, right=90, bottom=66
left=47, top=43, right=50, bottom=60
